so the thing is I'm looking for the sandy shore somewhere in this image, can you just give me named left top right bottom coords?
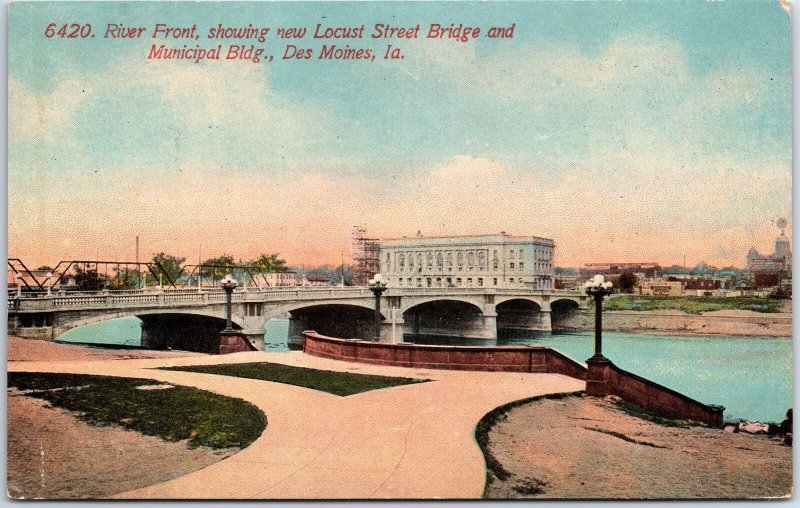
left=556, top=309, right=792, bottom=338
left=484, top=395, right=792, bottom=499
left=7, top=337, right=232, bottom=499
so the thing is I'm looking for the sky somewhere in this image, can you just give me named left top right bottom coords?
left=7, top=1, right=792, bottom=269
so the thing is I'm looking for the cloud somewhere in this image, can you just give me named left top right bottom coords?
left=8, top=55, right=337, bottom=169
left=9, top=74, right=93, bottom=139
left=395, top=33, right=689, bottom=103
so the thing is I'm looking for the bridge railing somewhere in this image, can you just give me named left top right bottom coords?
left=8, top=285, right=581, bottom=312
left=7, top=285, right=375, bottom=311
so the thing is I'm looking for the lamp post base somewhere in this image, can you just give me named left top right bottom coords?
left=585, top=356, right=612, bottom=397
left=218, top=330, right=257, bottom=354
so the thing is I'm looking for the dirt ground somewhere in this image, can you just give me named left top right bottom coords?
left=7, top=393, right=236, bottom=499
left=7, top=337, right=232, bottom=499
left=8, top=336, right=206, bottom=362
left=484, top=396, right=792, bottom=500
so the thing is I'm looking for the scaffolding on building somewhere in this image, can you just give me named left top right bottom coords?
left=350, top=226, right=380, bottom=286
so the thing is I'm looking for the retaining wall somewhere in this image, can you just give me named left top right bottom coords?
left=302, top=331, right=587, bottom=379
left=303, top=331, right=725, bottom=427
left=586, top=358, right=724, bottom=427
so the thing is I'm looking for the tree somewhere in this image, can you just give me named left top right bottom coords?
left=247, top=253, right=288, bottom=273
left=73, top=265, right=106, bottom=290
left=109, top=266, right=141, bottom=290
left=200, top=254, right=235, bottom=280
left=149, top=253, right=186, bottom=286
left=618, top=272, right=639, bottom=293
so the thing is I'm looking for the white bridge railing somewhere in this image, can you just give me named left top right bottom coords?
left=8, top=286, right=581, bottom=312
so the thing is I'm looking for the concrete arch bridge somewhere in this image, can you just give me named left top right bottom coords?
left=8, top=286, right=588, bottom=351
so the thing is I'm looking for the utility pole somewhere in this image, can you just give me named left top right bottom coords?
left=135, top=235, right=140, bottom=288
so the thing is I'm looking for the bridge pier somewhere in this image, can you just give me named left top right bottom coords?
left=240, top=329, right=265, bottom=351
left=379, top=308, right=405, bottom=342
left=481, top=314, right=498, bottom=340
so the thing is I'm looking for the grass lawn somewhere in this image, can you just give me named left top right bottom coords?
left=8, top=372, right=265, bottom=449
left=162, top=362, right=428, bottom=396
left=603, top=295, right=784, bottom=314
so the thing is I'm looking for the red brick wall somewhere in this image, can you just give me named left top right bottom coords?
left=606, top=361, right=723, bottom=427
left=302, top=332, right=587, bottom=380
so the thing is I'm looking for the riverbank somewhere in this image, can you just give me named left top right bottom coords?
left=483, top=395, right=792, bottom=499
left=555, top=308, right=792, bottom=337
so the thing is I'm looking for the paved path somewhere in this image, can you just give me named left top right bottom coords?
left=8, top=351, right=585, bottom=499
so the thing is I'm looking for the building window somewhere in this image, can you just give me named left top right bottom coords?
left=519, top=262, right=524, bottom=271
left=436, top=277, right=442, bottom=286
left=446, top=252, right=453, bottom=271
left=519, top=249, right=524, bottom=258
left=427, top=277, right=432, bottom=287
left=426, top=252, right=433, bottom=270
left=510, top=262, right=515, bottom=270
left=408, top=255, right=414, bottom=272
left=478, top=251, right=486, bottom=269
left=398, top=278, right=404, bottom=286
left=399, top=254, right=405, bottom=271
left=386, top=253, right=391, bottom=270
left=407, top=278, right=412, bottom=286
left=493, top=278, right=498, bottom=286
left=416, top=278, right=422, bottom=287
left=478, top=278, right=483, bottom=287
left=467, top=278, right=473, bottom=287
left=509, top=278, right=514, bottom=284
left=509, top=250, right=515, bottom=259
left=417, top=254, right=423, bottom=272
left=456, top=278, right=462, bottom=287
left=436, top=253, right=443, bottom=270
left=467, top=252, right=475, bottom=268
left=446, top=277, right=452, bottom=287
left=457, top=252, right=464, bottom=270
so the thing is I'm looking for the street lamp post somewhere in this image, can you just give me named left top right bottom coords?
left=220, top=273, right=238, bottom=332
left=368, top=273, right=388, bottom=341
left=583, top=274, right=614, bottom=360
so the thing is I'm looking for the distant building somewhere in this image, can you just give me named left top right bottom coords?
left=259, top=272, right=297, bottom=287
left=638, top=278, right=683, bottom=296
left=378, top=232, right=554, bottom=289
left=580, top=262, right=661, bottom=278
left=555, top=275, right=582, bottom=290
left=746, top=229, right=792, bottom=289
left=301, top=275, right=331, bottom=287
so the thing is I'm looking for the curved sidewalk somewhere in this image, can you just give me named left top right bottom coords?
left=8, top=351, right=585, bottom=499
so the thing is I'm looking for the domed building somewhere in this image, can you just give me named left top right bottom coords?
left=744, top=228, right=792, bottom=289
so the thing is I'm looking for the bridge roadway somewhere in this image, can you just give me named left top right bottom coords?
left=8, top=286, right=588, bottom=349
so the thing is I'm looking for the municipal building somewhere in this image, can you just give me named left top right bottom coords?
left=378, top=232, right=554, bottom=289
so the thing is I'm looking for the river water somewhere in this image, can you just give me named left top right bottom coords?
left=57, top=317, right=792, bottom=423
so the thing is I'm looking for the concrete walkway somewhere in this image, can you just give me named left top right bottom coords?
left=8, top=351, right=585, bottom=499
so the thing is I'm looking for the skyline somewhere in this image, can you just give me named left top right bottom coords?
left=8, top=1, right=792, bottom=269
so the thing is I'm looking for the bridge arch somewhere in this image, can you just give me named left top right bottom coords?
left=401, top=298, right=487, bottom=340
left=284, top=303, right=384, bottom=343
left=53, top=308, right=245, bottom=340
left=550, top=298, right=583, bottom=332
left=276, top=301, right=385, bottom=319
left=495, top=298, right=548, bottom=336
left=399, top=296, right=484, bottom=316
